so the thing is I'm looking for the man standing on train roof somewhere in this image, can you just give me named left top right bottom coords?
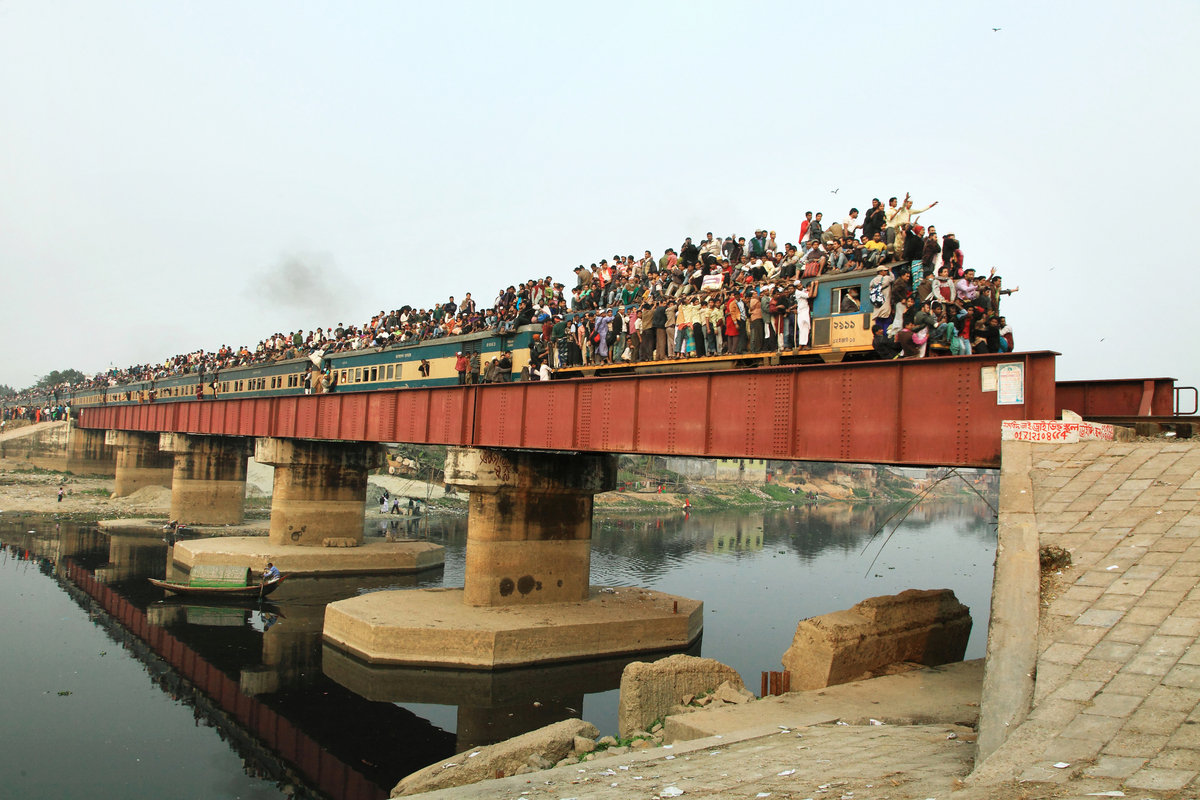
left=798, top=212, right=812, bottom=245
left=749, top=230, right=767, bottom=257
left=454, top=352, right=468, bottom=385
left=444, top=296, right=458, bottom=317
left=843, top=208, right=862, bottom=240
left=862, top=198, right=886, bottom=241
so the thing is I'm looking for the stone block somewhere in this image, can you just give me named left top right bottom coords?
left=1041, top=735, right=1103, bottom=762
left=1144, top=685, right=1200, bottom=711
left=1089, top=642, right=1142, bottom=666
left=391, top=718, right=599, bottom=796
left=1043, top=643, right=1091, bottom=666
left=1060, top=712, right=1124, bottom=740
left=1085, top=754, right=1147, bottom=778
left=1124, top=653, right=1180, bottom=677
left=1126, top=708, right=1188, bottom=735
left=617, top=654, right=744, bottom=737
left=1141, top=590, right=1189, bottom=608
left=1050, top=679, right=1104, bottom=702
left=1082, top=692, right=1142, bottom=718
left=781, top=589, right=970, bottom=692
left=1105, top=673, right=1161, bottom=697
left=1163, top=665, right=1200, bottom=689
left=1077, top=609, right=1124, bottom=628
left=1149, top=748, right=1200, bottom=770
left=1126, top=606, right=1173, bottom=626
left=1144, top=635, right=1193, bottom=657
left=1091, top=594, right=1139, bottom=612
left=1125, top=767, right=1198, bottom=791
left=1103, top=730, right=1170, bottom=758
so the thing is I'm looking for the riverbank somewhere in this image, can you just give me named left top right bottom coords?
left=400, top=662, right=994, bottom=800
left=0, top=463, right=971, bottom=522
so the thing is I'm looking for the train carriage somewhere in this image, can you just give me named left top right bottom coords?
left=7, top=265, right=912, bottom=413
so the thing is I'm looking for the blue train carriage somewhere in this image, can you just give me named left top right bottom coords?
left=49, top=324, right=544, bottom=409
left=314, top=325, right=541, bottom=393
left=808, top=267, right=876, bottom=363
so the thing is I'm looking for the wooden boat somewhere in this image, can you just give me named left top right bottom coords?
left=148, top=574, right=288, bottom=598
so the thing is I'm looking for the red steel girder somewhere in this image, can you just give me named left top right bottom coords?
left=79, top=351, right=1058, bottom=468
left=1055, top=378, right=1176, bottom=418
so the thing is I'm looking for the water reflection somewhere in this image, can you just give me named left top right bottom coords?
left=324, top=641, right=700, bottom=753
left=1, top=520, right=456, bottom=799
left=0, top=494, right=995, bottom=798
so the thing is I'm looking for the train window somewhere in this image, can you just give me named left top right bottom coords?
left=386, top=365, right=394, bottom=380
left=830, top=287, right=862, bottom=314
left=370, top=367, right=378, bottom=382
left=354, top=368, right=362, bottom=383
left=340, top=370, right=348, bottom=385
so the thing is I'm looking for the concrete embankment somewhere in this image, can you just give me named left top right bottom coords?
left=971, top=439, right=1200, bottom=796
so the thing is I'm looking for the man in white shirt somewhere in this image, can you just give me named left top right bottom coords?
left=843, top=208, right=863, bottom=240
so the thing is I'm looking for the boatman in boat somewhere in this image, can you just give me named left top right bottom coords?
left=262, top=562, right=281, bottom=583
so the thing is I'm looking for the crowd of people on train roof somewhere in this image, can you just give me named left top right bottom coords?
left=8, top=193, right=1019, bottom=399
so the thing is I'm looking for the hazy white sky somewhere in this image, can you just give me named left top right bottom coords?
left=1, top=1, right=1197, bottom=399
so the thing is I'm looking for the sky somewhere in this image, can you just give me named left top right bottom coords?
left=1, top=1, right=1197, bottom=401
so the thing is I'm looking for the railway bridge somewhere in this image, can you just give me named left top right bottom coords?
left=62, top=351, right=1195, bottom=670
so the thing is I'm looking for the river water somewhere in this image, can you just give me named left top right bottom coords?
left=0, top=496, right=995, bottom=800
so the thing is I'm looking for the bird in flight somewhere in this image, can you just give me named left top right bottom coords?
left=831, top=188, right=839, bottom=194
left=992, top=27, right=1001, bottom=31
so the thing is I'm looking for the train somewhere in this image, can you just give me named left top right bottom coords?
left=9, top=267, right=889, bottom=412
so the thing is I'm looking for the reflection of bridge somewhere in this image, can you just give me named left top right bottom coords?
left=47, top=549, right=461, bottom=800
left=63, top=562, right=392, bottom=799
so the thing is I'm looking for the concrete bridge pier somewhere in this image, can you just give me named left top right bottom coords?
left=106, top=430, right=174, bottom=497
left=256, top=437, right=382, bottom=547
left=171, top=436, right=445, bottom=576
left=323, top=446, right=703, bottom=669
left=453, top=447, right=615, bottom=606
left=65, top=424, right=116, bottom=476
left=159, top=433, right=251, bottom=526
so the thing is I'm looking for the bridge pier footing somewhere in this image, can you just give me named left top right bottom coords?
left=159, top=433, right=251, bottom=525
left=107, top=430, right=174, bottom=497
left=323, top=446, right=703, bottom=669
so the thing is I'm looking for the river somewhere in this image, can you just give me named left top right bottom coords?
left=0, top=496, right=995, bottom=799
